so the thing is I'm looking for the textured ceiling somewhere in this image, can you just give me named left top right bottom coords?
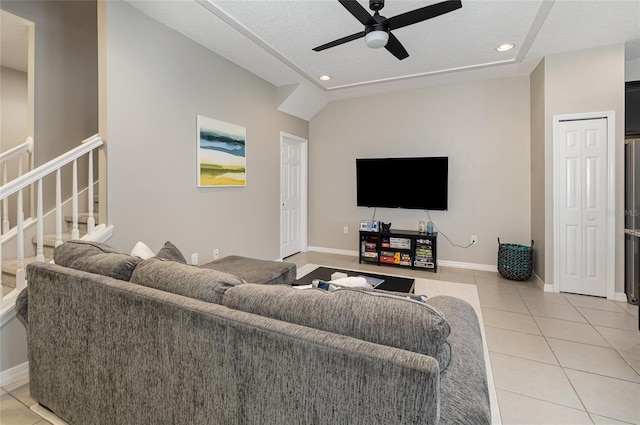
left=126, top=0, right=640, bottom=101
left=4, top=1, right=637, bottom=107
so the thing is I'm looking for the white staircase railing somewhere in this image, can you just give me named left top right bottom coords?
left=0, top=134, right=104, bottom=306
left=1, top=137, right=33, bottom=234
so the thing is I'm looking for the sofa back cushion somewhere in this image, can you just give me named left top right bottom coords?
left=222, top=284, right=451, bottom=371
left=130, top=257, right=244, bottom=304
left=53, top=240, right=142, bottom=281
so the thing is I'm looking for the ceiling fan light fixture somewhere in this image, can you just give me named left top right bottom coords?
left=365, top=30, right=389, bottom=49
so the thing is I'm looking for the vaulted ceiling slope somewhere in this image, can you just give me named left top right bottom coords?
left=127, top=0, right=639, bottom=118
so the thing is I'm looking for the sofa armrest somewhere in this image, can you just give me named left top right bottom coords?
left=426, top=295, right=491, bottom=425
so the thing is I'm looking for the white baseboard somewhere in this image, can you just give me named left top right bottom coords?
left=614, top=292, right=629, bottom=302
left=537, top=278, right=629, bottom=301
left=532, top=272, right=555, bottom=292
left=307, top=246, right=497, bottom=272
left=437, top=259, right=497, bottom=272
left=0, top=361, right=28, bottom=387
left=307, top=246, right=359, bottom=257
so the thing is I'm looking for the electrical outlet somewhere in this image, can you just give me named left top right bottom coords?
left=471, top=235, right=477, bottom=245
left=344, top=226, right=349, bottom=234
left=213, top=249, right=219, bottom=260
left=191, top=253, right=198, bottom=265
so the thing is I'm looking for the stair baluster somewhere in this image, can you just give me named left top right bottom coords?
left=15, top=188, right=25, bottom=290
left=71, top=159, right=79, bottom=240
left=55, top=169, right=62, bottom=247
left=87, top=150, right=95, bottom=235
left=36, top=179, right=44, bottom=263
left=2, top=164, right=8, bottom=234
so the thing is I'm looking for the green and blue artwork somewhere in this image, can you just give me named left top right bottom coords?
left=197, top=115, right=246, bottom=187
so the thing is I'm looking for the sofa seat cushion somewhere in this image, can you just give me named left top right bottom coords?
left=200, top=255, right=296, bottom=285
left=222, top=283, right=451, bottom=371
left=130, top=257, right=244, bottom=304
left=53, top=240, right=142, bottom=281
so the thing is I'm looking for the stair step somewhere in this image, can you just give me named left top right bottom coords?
left=31, top=232, right=77, bottom=258
left=2, top=256, right=43, bottom=288
left=64, top=213, right=99, bottom=233
left=64, top=213, right=99, bottom=224
left=32, top=232, right=75, bottom=247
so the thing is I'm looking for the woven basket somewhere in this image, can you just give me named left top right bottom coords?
left=497, top=238, right=534, bottom=281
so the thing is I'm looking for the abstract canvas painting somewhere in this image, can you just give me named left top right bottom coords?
left=197, top=115, right=246, bottom=187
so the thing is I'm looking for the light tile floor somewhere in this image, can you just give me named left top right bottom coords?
left=2, top=251, right=638, bottom=424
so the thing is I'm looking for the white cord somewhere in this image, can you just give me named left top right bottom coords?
left=427, top=211, right=473, bottom=249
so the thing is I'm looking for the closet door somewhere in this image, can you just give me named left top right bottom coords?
left=556, top=118, right=608, bottom=296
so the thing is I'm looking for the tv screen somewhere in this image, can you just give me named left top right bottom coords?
left=356, top=157, right=448, bottom=210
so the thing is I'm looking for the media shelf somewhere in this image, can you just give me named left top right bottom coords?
left=359, top=229, right=437, bottom=272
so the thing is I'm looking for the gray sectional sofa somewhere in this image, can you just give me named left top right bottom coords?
left=18, top=240, right=491, bottom=425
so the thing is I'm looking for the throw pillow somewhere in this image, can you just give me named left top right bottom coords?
left=131, top=241, right=155, bottom=259
left=53, top=240, right=142, bottom=281
left=130, top=257, right=244, bottom=304
left=155, top=241, right=187, bottom=264
left=222, top=284, right=452, bottom=371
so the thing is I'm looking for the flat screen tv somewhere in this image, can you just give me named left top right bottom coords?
left=356, top=157, right=448, bottom=210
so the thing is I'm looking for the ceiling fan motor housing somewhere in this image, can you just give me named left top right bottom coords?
left=365, top=18, right=389, bottom=35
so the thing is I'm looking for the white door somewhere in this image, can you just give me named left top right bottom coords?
left=557, top=118, right=608, bottom=296
left=281, top=136, right=303, bottom=258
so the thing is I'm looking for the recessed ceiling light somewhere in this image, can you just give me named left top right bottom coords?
left=496, top=43, right=514, bottom=52
left=318, top=75, right=331, bottom=81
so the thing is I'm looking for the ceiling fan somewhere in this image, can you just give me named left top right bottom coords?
left=312, top=0, right=462, bottom=60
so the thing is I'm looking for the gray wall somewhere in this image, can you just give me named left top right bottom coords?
left=104, top=1, right=308, bottom=262
left=309, top=77, right=532, bottom=268
left=530, top=59, right=545, bottom=281
left=0, top=317, right=27, bottom=373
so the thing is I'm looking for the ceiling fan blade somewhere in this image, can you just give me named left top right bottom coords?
left=387, top=0, right=462, bottom=31
left=312, top=31, right=366, bottom=52
left=339, top=0, right=374, bottom=25
left=385, top=32, right=409, bottom=60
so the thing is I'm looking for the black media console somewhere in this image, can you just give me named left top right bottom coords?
left=359, top=229, right=438, bottom=273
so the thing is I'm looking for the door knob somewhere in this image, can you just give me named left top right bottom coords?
left=589, top=216, right=595, bottom=221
